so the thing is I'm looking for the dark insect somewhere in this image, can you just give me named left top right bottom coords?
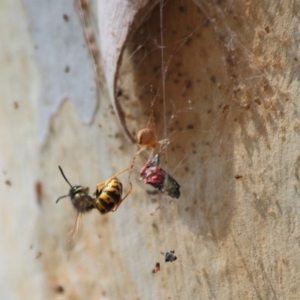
left=56, top=166, right=132, bottom=215
left=56, top=166, right=94, bottom=213
left=139, top=154, right=180, bottom=198
left=56, top=166, right=132, bottom=244
left=165, top=250, right=177, bottom=263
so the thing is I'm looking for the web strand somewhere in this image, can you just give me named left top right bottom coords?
left=160, top=0, right=168, bottom=168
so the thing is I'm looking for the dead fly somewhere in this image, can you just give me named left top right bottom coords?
left=164, top=250, right=177, bottom=263
left=139, top=154, right=180, bottom=198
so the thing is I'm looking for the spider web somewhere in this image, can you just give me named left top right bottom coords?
left=73, top=0, right=290, bottom=298
left=114, top=0, right=288, bottom=295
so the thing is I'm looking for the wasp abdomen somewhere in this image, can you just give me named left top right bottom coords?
left=94, top=179, right=123, bottom=214
left=95, top=197, right=115, bottom=213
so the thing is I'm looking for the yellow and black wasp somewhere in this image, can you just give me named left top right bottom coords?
left=56, top=166, right=132, bottom=215
left=94, top=168, right=132, bottom=214
left=56, top=166, right=132, bottom=244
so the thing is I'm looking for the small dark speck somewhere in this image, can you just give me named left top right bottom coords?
left=185, top=79, right=192, bottom=88
left=35, top=181, right=43, bottom=204
left=79, top=0, right=88, bottom=10
left=234, top=174, right=243, bottom=179
left=254, top=98, right=262, bottom=105
left=241, top=103, right=251, bottom=110
left=35, top=251, right=42, bottom=259
left=187, top=124, right=194, bottom=130
left=116, top=89, right=123, bottom=97
left=183, top=36, right=191, bottom=46
left=109, top=105, right=115, bottom=114
left=178, top=5, right=186, bottom=12
left=210, top=75, right=216, bottom=83
left=222, top=105, right=229, bottom=113
left=5, top=180, right=11, bottom=186
left=146, top=190, right=159, bottom=196
left=152, top=262, right=160, bottom=273
left=56, top=285, right=65, bottom=294
left=63, top=14, right=69, bottom=22
left=64, top=65, right=70, bottom=73
left=294, top=57, right=298, bottom=61
left=153, top=65, right=160, bottom=73
left=13, top=101, right=19, bottom=109
left=265, top=26, right=270, bottom=33
left=203, top=19, right=210, bottom=27
left=263, top=84, right=270, bottom=91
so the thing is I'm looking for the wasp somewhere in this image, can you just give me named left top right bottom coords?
left=94, top=168, right=132, bottom=214
left=56, top=166, right=132, bottom=244
left=56, top=166, right=95, bottom=243
left=56, top=166, right=94, bottom=213
left=139, top=154, right=180, bottom=199
left=56, top=166, right=132, bottom=214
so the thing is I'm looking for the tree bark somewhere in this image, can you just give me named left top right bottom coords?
left=0, top=0, right=299, bottom=299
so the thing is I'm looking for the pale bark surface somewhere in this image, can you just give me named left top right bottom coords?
left=0, top=0, right=299, bottom=299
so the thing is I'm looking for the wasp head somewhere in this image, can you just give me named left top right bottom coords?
left=56, top=166, right=94, bottom=213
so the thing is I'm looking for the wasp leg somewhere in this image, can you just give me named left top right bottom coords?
left=96, top=167, right=130, bottom=191
left=99, top=167, right=131, bottom=188
left=95, top=181, right=106, bottom=191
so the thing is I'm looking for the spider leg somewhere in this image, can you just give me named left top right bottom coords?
left=95, top=181, right=106, bottom=191
left=110, top=167, right=131, bottom=178
left=95, top=167, right=130, bottom=191
left=158, top=138, right=170, bottom=150
left=135, top=144, right=150, bottom=157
